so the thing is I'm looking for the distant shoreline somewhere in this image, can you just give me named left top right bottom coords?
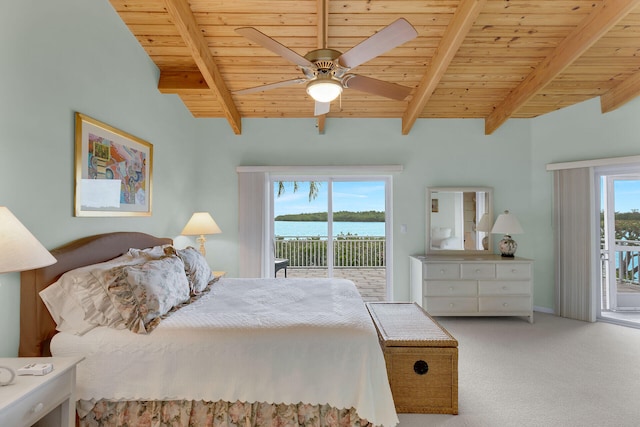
left=275, top=210, right=384, bottom=222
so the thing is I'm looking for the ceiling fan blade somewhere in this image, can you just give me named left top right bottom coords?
left=344, top=75, right=413, bottom=101
left=236, top=27, right=315, bottom=68
left=338, top=18, right=418, bottom=69
left=314, top=101, right=330, bottom=116
left=234, top=78, right=307, bottom=95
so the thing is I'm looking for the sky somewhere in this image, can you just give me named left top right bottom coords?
left=614, top=180, right=640, bottom=212
left=273, top=181, right=385, bottom=217
left=599, top=178, right=640, bottom=213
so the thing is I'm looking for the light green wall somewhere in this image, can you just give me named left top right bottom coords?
left=2, top=0, right=639, bottom=357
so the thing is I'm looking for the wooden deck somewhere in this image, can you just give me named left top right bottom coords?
left=279, top=267, right=387, bottom=302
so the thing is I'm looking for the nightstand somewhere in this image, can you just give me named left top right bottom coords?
left=0, top=356, right=83, bottom=427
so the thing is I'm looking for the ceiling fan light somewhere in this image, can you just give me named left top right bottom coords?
left=306, top=79, right=342, bottom=103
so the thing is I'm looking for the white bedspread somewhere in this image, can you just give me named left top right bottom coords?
left=51, top=278, right=398, bottom=427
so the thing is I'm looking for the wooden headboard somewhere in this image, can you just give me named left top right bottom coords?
left=19, top=232, right=173, bottom=357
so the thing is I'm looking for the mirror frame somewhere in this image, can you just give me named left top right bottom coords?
left=426, top=186, right=493, bottom=255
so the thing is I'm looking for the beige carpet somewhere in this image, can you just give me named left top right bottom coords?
left=397, top=312, right=640, bottom=427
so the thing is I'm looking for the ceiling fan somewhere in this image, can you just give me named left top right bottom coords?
left=234, top=18, right=418, bottom=116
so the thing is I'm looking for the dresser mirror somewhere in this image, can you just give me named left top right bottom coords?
left=426, top=186, right=493, bottom=254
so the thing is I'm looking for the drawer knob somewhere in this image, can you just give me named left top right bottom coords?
left=33, top=402, right=44, bottom=414
left=439, top=269, right=445, bottom=274
left=414, top=360, right=429, bottom=375
left=475, top=269, right=481, bottom=273
left=503, top=302, right=509, bottom=307
left=449, top=303, right=454, bottom=308
left=502, top=286, right=508, bottom=290
left=511, top=269, right=517, bottom=273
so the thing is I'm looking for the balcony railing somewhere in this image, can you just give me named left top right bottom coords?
left=275, top=235, right=385, bottom=268
left=610, top=239, right=640, bottom=284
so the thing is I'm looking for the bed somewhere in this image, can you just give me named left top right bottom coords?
left=19, top=232, right=397, bottom=427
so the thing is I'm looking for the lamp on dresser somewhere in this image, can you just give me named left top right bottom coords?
left=476, top=213, right=493, bottom=250
left=491, top=210, right=524, bottom=257
left=181, top=212, right=222, bottom=256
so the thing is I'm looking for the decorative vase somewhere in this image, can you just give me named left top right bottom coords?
left=498, top=234, right=517, bottom=257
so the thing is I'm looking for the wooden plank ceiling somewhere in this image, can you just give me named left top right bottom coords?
left=109, top=0, right=640, bottom=135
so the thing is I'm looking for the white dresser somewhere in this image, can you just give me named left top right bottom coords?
left=410, top=254, right=533, bottom=323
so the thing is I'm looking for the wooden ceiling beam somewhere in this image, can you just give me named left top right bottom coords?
left=163, top=0, right=242, bottom=134
left=600, top=71, right=640, bottom=113
left=401, top=0, right=487, bottom=135
left=484, top=0, right=640, bottom=135
left=158, top=71, right=209, bottom=94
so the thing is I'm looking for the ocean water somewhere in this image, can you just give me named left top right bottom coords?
left=275, top=221, right=385, bottom=237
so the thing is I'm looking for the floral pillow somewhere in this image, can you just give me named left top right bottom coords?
left=128, top=244, right=171, bottom=260
left=94, top=256, right=190, bottom=334
left=165, top=246, right=214, bottom=294
left=40, top=252, right=147, bottom=334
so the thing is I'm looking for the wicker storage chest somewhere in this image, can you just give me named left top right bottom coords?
left=366, top=302, right=458, bottom=414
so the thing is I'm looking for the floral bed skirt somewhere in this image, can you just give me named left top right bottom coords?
left=77, top=399, right=375, bottom=427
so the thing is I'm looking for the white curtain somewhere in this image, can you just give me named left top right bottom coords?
left=553, top=167, right=595, bottom=322
left=237, top=171, right=269, bottom=277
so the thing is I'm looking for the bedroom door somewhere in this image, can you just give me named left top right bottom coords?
left=272, top=176, right=391, bottom=301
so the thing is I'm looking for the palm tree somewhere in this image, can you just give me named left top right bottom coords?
left=276, top=181, right=320, bottom=201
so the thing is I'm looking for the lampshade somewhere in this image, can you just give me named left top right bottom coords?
left=0, top=207, right=56, bottom=274
left=306, top=77, right=343, bottom=103
left=181, top=212, right=222, bottom=236
left=476, top=213, right=493, bottom=232
left=181, top=212, right=221, bottom=257
left=491, top=210, right=524, bottom=235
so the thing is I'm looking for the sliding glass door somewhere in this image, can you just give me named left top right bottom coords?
left=272, top=176, right=390, bottom=301
left=601, top=175, right=640, bottom=312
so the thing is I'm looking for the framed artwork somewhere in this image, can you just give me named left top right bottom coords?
left=431, top=198, right=439, bottom=213
left=74, top=112, right=153, bottom=216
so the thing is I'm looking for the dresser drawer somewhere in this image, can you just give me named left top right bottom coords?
left=496, top=263, right=531, bottom=280
left=478, top=281, right=530, bottom=296
left=3, top=371, right=72, bottom=427
left=460, top=263, right=495, bottom=279
left=479, top=296, right=531, bottom=313
left=425, top=297, right=478, bottom=314
left=425, top=263, right=460, bottom=279
left=425, top=281, right=477, bottom=297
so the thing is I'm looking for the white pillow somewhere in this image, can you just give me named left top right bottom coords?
left=39, top=252, right=146, bottom=334
left=39, top=284, right=95, bottom=335
left=432, top=227, right=452, bottom=239
left=431, top=227, right=452, bottom=248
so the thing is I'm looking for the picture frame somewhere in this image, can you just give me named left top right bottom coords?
left=74, top=112, right=153, bottom=217
left=432, top=198, right=439, bottom=213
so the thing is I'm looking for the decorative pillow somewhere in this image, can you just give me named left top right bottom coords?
left=96, top=256, right=190, bottom=334
left=128, top=244, right=171, bottom=260
left=40, top=252, right=145, bottom=334
left=174, top=246, right=214, bottom=294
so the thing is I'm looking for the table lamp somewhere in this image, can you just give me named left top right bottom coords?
left=0, top=206, right=57, bottom=386
left=181, top=212, right=222, bottom=256
left=475, top=213, right=493, bottom=250
left=491, top=210, right=524, bottom=257
left=0, top=207, right=57, bottom=274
